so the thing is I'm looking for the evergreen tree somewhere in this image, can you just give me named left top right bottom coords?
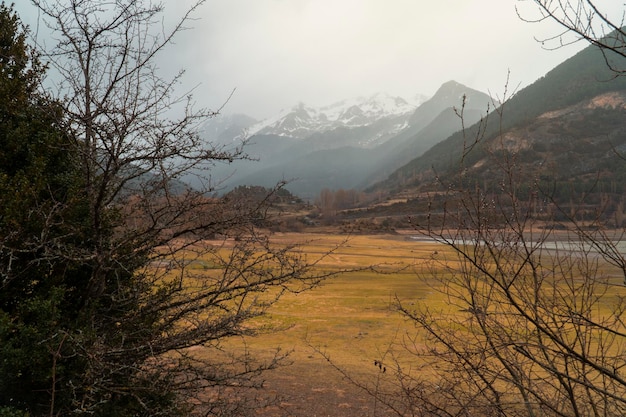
left=0, top=3, right=90, bottom=415
left=1, top=1, right=333, bottom=415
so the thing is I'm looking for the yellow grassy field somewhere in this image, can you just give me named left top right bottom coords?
left=226, top=233, right=444, bottom=357
left=187, top=231, right=626, bottom=416
left=193, top=232, right=449, bottom=416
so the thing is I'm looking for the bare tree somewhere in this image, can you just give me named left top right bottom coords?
left=519, top=1, right=626, bottom=74
left=355, top=91, right=626, bottom=416
left=4, top=1, right=340, bottom=415
left=307, top=85, right=626, bottom=416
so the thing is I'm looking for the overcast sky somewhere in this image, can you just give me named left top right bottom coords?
left=13, top=1, right=624, bottom=120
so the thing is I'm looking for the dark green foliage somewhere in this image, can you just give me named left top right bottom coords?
left=0, top=5, right=171, bottom=413
left=0, top=407, right=29, bottom=417
left=0, top=4, right=96, bottom=415
left=1, top=1, right=324, bottom=415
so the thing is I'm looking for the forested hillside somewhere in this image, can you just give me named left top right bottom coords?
left=373, top=42, right=626, bottom=202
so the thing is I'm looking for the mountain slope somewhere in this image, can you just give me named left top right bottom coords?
left=200, top=113, right=258, bottom=145
left=444, top=91, right=626, bottom=213
left=234, top=146, right=373, bottom=198
left=216, top=83, right=493, bottom=199
left=198, top=93, right=427, bottom=196
left=360, top=81, right=493, bottom=187
left=373, top=44, right=626, bottom=195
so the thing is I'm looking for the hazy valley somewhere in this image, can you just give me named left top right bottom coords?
left=201, top=39, right=626, bottom=230
left=200, top=82, right=492, bottom=199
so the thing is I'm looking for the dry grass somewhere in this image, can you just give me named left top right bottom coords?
left=223, top=233, right=445, bottom=362
left=184, top=232, right=626, bottom=416
left=184, top=232, right=450, bottom=416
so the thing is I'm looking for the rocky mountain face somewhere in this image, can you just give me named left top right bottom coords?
left=469, top=90, right=626, bottom=188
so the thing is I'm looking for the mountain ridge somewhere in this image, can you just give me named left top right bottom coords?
left=369, top=42, right=626, bottom=204
left=244, top=92, right=428, bottom=147
left=208, top=81, right=493, bottom=199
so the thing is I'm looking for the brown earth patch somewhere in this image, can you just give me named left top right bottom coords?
left=253, top=360, right=395, bottom=417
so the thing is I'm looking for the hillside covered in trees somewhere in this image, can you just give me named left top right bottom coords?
left=363, top=40, right=626, bottom=222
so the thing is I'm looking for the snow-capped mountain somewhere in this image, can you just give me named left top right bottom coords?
left=195, top=82, right=492, bottom=199
left=246, top=92, right=428, bottom=147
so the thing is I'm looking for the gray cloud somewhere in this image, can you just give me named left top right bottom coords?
left=13, top=1, right=620, bottom=120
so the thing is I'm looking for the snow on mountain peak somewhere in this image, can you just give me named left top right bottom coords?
left=247, top=92, right=426, bottom=139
